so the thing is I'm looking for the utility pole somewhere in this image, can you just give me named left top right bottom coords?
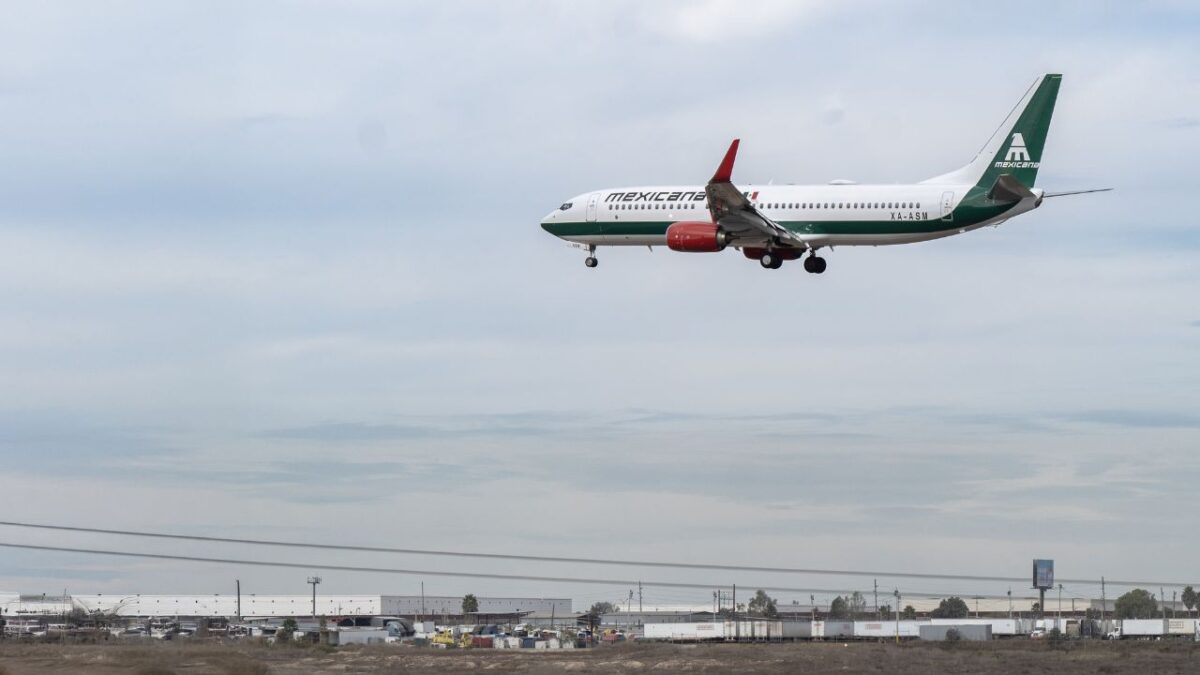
left=810, top=594, right=815, bottom=624
left=1008, top=588, right=1012, bottom=619
left=874, top=579, right=879, bottom=618
left=236, top=579, right=241, bottom=622
left=1057, top=584, right=1063, bottom=626
left=713, top=591, right=718, bottom=617
left=638, top=582, right=643, bottom=614
left=1161, top=587, right=1167, bottom=619
left=307, top=576, right=322, bottom=620
left=1173, top=591, right=1177, bottom=618
left=421, top=582, right=425, bottom=623
left=893, top=589, right=900, bottom=644
left=1101, top=577, right=1107, bottom=628
left=733, top=584, right=738, bottom=642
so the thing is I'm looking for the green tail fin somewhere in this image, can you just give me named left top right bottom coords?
left=923, top=74, right=1061, bottom=191
left=978, top=74, right=1060, bottom=189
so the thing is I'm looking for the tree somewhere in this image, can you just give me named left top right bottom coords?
left=276, top=617, right=298, bottom=642
left=747, top=590, right=779, bottom=618
left=1182, top=586, right=1196, bottom=616
left=930, top=597, right=970, bottom=619
left=588, top=602, right=615, bottom=616
left=584, top=602, right=615, bottom=631
left=848, top=592, right=868, bottom=618
left=878, top=603, right=892, bottom=618
left=1114, top=589, right=1158, bottom=619
left=462, top=594, right=479, bottom=615
left=901, top=606, right=917, bottom=620
left=828, top=596, right=849, bottom=619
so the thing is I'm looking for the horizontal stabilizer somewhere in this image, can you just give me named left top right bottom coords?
left=1041, top=188, right=1113, bottom=198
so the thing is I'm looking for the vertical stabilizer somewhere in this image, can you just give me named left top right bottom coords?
left=923, top=74, right=1061, bottom=189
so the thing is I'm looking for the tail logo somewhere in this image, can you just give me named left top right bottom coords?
left=995, top=132, right=1039, bottom=169
left=1004, top=133, right=1030, bottom=161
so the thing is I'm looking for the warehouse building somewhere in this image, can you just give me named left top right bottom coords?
left=0, top=592, right=569, bottom=620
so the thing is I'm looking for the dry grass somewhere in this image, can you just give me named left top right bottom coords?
left=1, top=639, right=1199, bottom=674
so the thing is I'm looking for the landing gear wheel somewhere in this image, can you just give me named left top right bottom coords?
left=804, top=256, right=827, bottom=274
left=584, top=256, right=598, bottom=268
left=760, top=253, right=783, bottom=269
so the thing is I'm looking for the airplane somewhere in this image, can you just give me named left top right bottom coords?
left=541, top=74, right=1108, bottom=271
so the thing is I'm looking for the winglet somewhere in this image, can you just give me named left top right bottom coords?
left=711, top=139, right=739, bottom=183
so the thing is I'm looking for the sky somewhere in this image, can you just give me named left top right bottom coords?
left=0, top=0, right=1198, bottom=612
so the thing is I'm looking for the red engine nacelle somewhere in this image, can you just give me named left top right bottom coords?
left=666, top=221, right=728, bottom=253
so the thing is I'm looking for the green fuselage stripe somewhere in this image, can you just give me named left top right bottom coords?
left=542, top=200, right=1014, bottom=238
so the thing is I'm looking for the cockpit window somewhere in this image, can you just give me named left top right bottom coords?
left=559, top=202, right=573, bottom=210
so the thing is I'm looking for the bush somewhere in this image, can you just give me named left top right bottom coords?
left=944, top=628, right=962, bottom=642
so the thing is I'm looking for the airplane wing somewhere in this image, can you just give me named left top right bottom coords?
left=705, top=139, right=807, bottom=248
left=1041, top=188, right=1113, bottom=198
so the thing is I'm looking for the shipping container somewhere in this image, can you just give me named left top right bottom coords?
left=919, top=624, right=992, bottom=641
left=643, top=622, right=726, bottom=641
left=471, top=636, right=493, bottom=648
left=1167, top=619, right=1198, bottom=635
left=853, top=621, right=923, bottom=638
left=1119, top=619, right=1166, bottom=637
left=929, top=618, right=1029, bottom=636
left=779, top=621, right=808, bottom=639
left=815, top=621, right=854, bottom=639
left=731, top=620, right=784, bottom=641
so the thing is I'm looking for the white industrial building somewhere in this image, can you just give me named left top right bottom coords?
left=0, top=592, right=569, bottom=619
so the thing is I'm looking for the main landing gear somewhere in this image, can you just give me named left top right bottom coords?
left=803, top=254, right=827, bottom=274
left=584, top=245, right=598, bottom=268
left=756, top=248, right=826, bottom=273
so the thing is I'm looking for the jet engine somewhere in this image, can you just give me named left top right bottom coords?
left=665, top=222, right=728, bottom=252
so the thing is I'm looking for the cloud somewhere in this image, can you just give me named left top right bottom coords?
left=1057, top=410, right=1200, bottom=429
left=635, top=0, right=839, bottom=43
left=1160, top=117, right=1200, bottom=129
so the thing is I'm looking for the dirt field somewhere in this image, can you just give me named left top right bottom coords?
left=2, top=640, right=1199, bottom=674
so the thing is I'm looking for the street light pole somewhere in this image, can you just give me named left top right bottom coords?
left=307, top=576, right=322, bottom=620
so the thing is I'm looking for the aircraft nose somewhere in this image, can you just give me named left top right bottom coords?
left=540, top=207, right=563, bottom=235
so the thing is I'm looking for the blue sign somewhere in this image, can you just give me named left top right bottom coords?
left=1032, top=559, right=1054, bottom=589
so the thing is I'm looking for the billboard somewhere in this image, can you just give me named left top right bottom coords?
left=1032, top=559, right=1054, bottom=589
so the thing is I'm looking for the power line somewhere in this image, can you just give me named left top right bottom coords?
left=0, top=540, right=1033, bottom=600
left=1, top=520, right=1183, bottom=588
